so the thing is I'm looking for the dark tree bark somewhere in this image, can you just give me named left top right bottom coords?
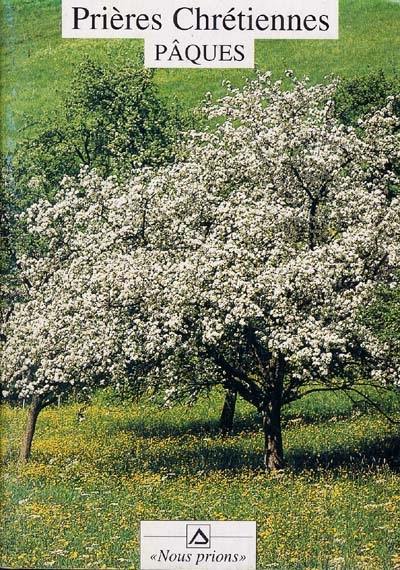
left=19, top=396, right=43, bottom=462
left=262, top=354, right=285, bottom=472
left=219, top=389, right=237, bottom=434
left=206, top=343, right=286, bottom=471
left=262, top=396, right=284, bottom=472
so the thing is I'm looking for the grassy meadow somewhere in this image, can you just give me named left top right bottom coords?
left=1, top=0, right=400, bottom=150
left=1, top=390, right=400, bottom=569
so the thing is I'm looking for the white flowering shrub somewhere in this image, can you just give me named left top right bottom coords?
left=2, top=74, right=399, bottom=468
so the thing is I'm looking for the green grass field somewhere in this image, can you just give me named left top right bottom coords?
left=1, top=391, right=400, bottom=569
left=1, top=0, right=400, bottom=150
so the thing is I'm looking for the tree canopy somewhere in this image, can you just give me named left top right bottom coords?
left=1, top=74, right=399, bottom=469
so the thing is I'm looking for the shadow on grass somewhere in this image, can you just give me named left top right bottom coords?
left=110, top=430, right=400, bottom=477
left=111, top=390, right=400, bottom=440
left=287, top=433, right=400, bottom=474
left=111, top=407, right=371, bottom=440
left=114, top=413, right=260, bottom=439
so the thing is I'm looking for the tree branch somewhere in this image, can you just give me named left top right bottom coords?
left=205, top=346, right=264, bottom=407
left=300, top=384, right=399, bottom=425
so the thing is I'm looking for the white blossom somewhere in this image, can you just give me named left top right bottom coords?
left=1, top=74, right=399, bottom=410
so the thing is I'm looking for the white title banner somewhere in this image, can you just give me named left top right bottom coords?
left=140, top=521, right=257, bottom=570
left=62, top=0, right=338, bottom=67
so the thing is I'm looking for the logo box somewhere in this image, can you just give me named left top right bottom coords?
left=140, top=520, right=256, bottom=570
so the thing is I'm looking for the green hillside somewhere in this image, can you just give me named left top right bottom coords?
left=1, top=0, right=399, bottom=150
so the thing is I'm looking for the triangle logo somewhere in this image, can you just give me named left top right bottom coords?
left=189, top=528, right=209, bottom=546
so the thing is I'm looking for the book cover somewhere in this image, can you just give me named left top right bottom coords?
left=1, top=1, right=399, bottom=569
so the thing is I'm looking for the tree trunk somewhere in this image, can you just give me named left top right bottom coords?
left=262, top=396, right=284, bottom=472
left=219, top=389, right=237, bottom=434
left=19, top=396, right=43, bottom=463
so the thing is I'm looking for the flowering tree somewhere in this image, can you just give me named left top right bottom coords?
left=1, top=74, right=399, bottom=468
left=133, top=75, right=400, bottom=470
left=0, top=172, right=154, bottom=460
